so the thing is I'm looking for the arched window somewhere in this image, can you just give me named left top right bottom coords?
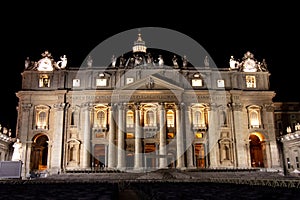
left=192, top=104, right=207, bottom=130
left=70, top=110, right=79, bottom=127
left=146, top=110, right=154, bottom=126
left=224, top=145, right=230, bottom=160
left=220, top=110, right=227, bottom=127
left=97, top=111, right=106, bottom=128
left=167, top=110, right=174, bottom=127
left=194, top=111, right=201, bottom=125
left=93, top=105, right=108, bottom=129
left=35, top=105, right=49, bottom=129
left=247, top=105, right=262, bottom=129
left=194, top=110, right=206, bottom=128
left=249, top=110, right=259, bottom=128
left=39, top=111, right=46, bottom=123
left=38, top=111, right=47, bottom=128
left=71, top=111, right=75, bottom=125
left=127, top=110, right=134, bottom=128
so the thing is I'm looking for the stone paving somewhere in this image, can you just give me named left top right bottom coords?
left=0, top=170, right=299, bottom=199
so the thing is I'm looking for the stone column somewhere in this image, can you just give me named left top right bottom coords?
left=159, top=102, right=167, bottom=168
left=19, top=103, right=32, bottom=178
left=230, top=102, right=248, bottom=168
left=264, top=104, right=280, bottom=168
left=207, top=103, right=218, bottom=168
left=24, top=141, right=32, bottom=176
left=176, top=103, right=185, bottom=169
left=185, top=104, right=194, bottom=168
left=269, top=140, right=280, bottom=168
left=134, top=103, right=143, bottom=170
left=108, top=104, right=116, bottom=168
left=50, top=103, right=66, bottom=174
left=262, top=141, right=271, bottom=168
left=117, top=103, right=126, bottom=170
left=82, top=103, right=92, bottom=169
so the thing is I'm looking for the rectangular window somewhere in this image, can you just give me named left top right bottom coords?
left=246, top=75, right=256, bottom=88
left=195, top=132, right=203, bottom=138
left=96, top=78, right=107, bottom=86
left=126, top=111, right=134, bottom=128
left=39, top=75, right=50, bottom=87
left=217, top=79, right=225, bottom=88
left=166, top=110, right=174, bottom=128
left=167, top=133, right=174, bottom=139
left=192, top=79, right=202, bottom=87
left=95, top=132, right=105, bottom=138
left=126, top=77, right=134, bottom=84
left=126, top=133, right=134, bottom=139
left=73, top=79, right=80, bottom=87
left=287, top=158, right=291, bottom=169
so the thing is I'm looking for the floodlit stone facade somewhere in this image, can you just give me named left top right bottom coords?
left=16, top=32, right=281, bottom=178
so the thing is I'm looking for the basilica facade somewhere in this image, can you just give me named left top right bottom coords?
left=16, top=33, right=281, bottom=177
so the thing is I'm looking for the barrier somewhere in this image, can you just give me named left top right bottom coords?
left=0, top=161, right=22, bottom=179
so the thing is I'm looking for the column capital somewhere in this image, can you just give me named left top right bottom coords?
left=183, top=102, right=191, bottom=108
left=22, top=103, right=32, bottom=112
left=206, top=103, right=217, bottom=111
left=53, top=103, right=66, bottom=110
left=218, top=104, right=227, bottom=111
left=134, top=102, right=142, bottom=110
left=263, top=103, right=275, bottom=112
left=159, top=102, right=166, bottom=110
left=117, top=102, right=126, bottom=110
left=126, top=103, right=135, bottom=110
left=108, top=103, right=118, bottom=111
left=228, top=102, right=243, bottom=111
left=175, top=102, right=185, bottom=110
left=81, top=102, right=94, bottom=111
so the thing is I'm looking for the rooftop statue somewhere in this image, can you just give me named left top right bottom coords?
left=172, top=55, right=179, bottom=68
left=57, top=55, right=67, bottom=69
left=146, top=53, right=153, bottom=65
left=229, top=55, right=239, bottom=69
left=87, top=55, right=93, bottom=68
left=182, top=55, right=188, bottom=68
left=158, top=55, right=164, bottom=66
left=25, top=57, right=30, bottom=69
left=119, top=54, right=126, bottom=67
left=111, top=54, right=117, bottom=67
left=204, top=55, right=209, bottom=67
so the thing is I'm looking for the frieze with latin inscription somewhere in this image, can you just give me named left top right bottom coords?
left=67, top=94, right=230, bottom=104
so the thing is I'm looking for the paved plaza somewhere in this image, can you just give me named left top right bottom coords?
left=1, top=170, right=300, bottom=199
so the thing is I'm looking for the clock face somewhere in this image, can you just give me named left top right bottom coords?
left=37, top=57, right=53, bottom=71
left=243, top=58, right=257, bottom=72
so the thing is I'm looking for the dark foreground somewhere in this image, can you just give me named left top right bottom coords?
left=1, top=170, right=300, bottom=199
left=0, top=181, right=300, bottom=200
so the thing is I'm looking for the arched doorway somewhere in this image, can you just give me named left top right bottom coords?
left=167, top=152, right=175, bottom=168
left=195, top=143, right=206, bottom=168
left=249, top=133, right=264, bottom=167
left=30, top=134, right=49, bottom=171
left=144, top=143, right=156, bottom=169
left=93, top=144, right=106, bottom=169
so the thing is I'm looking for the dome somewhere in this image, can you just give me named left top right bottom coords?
left=132, top=33, right=147, bottom=53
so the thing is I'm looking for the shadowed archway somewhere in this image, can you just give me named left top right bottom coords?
left=249, top=133, right=265, bottom=168
left=30, top=134, right=49, bottom=171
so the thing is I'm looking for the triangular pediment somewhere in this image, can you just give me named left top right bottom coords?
left=117, top=74, right=184, bottom=91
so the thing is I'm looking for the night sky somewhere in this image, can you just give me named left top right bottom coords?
left=1, top=2, right=299, bottom=136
